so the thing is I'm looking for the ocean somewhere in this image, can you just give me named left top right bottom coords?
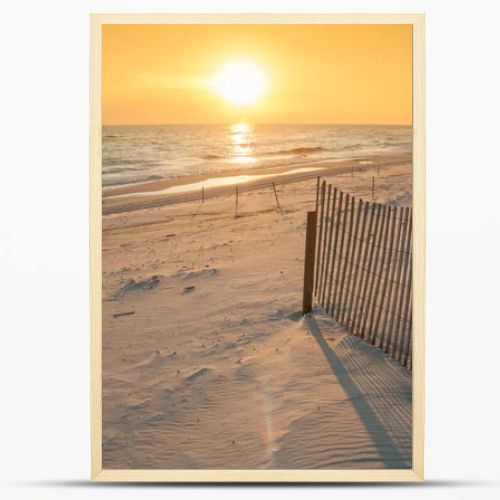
left=102, top=123, right=412, bottom=187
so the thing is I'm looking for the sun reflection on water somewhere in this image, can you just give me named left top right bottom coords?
left=229, top=123, right=256, bottom=164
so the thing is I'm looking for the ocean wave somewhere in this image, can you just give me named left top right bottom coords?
left=103, top=160, right=167, bottom=170
left=203, top=153, right=227, bottom=160
left=103, top=174, right=165, bottom=187
left=203, top=146, right=325, bottom=160
left=102, top=124, right=412, bottom=187
left=104, top=158, right=140, bottom=166
left=268, top=146, right=324, bottom=156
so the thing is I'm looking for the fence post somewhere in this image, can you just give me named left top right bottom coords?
left=303, top=211, right=317, bottom=315
left=372, top=176, right=375, bottom=200
left=272, top=182, right=281, bottom=210
left=235, top=185, right=239, bottom=217
left=315, top=176, right=320, bottom=212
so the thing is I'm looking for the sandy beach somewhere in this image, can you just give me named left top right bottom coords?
left=102, top=156, right=413, bottom=469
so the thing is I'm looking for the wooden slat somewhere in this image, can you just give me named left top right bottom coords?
left=318, top=184, right=332, bottom=303
left=331, top=192, right=349, bottom=317
left=325, top=190, right=343, bottom=313
left=355, top=203, right=382, bottom=338
left=403, top=307, right=413, bottom=367
left=378, top=206, right=401, bottom=350
left=385, top=207, right=409, bottom=356
left=397, top=209, right=413, bottom=363
left=371, top=207, right=397, bottom=344
left=367, top=205, right=394, bottom=345
left=314, top=181, right=326, bottom=296
left=360, top=204, right=387, bottom=340
left=349, top=202, right=374, bottom=333
left=391, top=207, right=412, bottom=359
left=337, top=196, right=356, bottom=324
left=320, top=187, right=338, bottom=307
left=342, top=198, right=363, bottom=325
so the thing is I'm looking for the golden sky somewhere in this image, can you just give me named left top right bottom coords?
left=102, top=24, right=412, bottom=125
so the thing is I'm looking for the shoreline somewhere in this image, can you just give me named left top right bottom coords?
left=102, top=152, right=411, bottom=215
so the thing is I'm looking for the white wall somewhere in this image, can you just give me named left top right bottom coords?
left=1, top=1, right=499, bottom=498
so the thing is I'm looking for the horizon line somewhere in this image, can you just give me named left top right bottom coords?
left=102, top=122, right=412, bottom=127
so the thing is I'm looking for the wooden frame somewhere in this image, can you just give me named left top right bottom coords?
left=90, top=13, right=425, bottom=482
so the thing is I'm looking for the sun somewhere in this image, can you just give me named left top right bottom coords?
left=210, top=60, right=267, bottom=106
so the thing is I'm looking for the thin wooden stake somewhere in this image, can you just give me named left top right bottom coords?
left=303, top=211, right=317, bottom=314
left=370, top=207, right=396, bottom=345
left=337, top=196, right=355, bottom=323
left=372, top=176, right=375, bottom=201
left=397, top=209, right=413, bottom=363
left=349, top=202, right=374, bottom=333
left=331, top=193, right=349, bottom=318
left=403, top=308, right=413, bottom=367
left=347, top=201, right=370, bottom=331
left=354, top=203, right=382, bottom=336
left=235, top=185, right=239, bottom=217
left=341, top=198, right=363, bottom=325
left=314, top=181, right=326, bottom=296
left=375, top=207, right=402, bottom=352
left=272, top=182, right=281, bottom=211
left=202, top=186, right=205, bottom=203
left=365, top=205, right=389, bottom=343
left=326, top=190, right=343, bottom=313
left=387, top=207, right=410, bottom=358
left=318, top=184, right=332, bottom=304
left=358, top=204, right=385, bottom=338
left=320, top=187, right=338, bottom=307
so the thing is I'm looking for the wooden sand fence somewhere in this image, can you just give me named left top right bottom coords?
left=303, top=180, right=413, bottom=369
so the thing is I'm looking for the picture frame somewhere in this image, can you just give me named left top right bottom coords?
left=90, top=12, right=425, bottom=482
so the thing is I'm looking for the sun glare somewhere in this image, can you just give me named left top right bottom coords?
left=210, top=60, right=267, bottom=106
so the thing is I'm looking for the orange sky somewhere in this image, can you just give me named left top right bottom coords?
left=102, top=24, right=412, bottom=125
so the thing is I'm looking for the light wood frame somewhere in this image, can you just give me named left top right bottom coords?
left=90, top=13, right=425, bottom=482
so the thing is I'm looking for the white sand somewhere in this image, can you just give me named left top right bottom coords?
left=102, top=160, right=413, bottom=469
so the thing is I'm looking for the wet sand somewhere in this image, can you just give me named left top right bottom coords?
left=102, top=153, right=411, bottom=214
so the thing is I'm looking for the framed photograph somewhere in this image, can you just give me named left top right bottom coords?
left=90, top=13, right=425, bottom=482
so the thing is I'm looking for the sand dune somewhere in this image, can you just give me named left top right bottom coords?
left=102, top=160, right=412, bottom=469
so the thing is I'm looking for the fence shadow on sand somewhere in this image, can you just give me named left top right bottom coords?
left=305, top=314, right=412, bottom=469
